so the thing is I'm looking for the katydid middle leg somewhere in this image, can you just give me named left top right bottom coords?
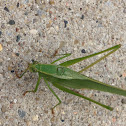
left=43, top=78, right=61, bottom=114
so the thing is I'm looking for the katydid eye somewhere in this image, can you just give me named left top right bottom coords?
left=31, top=60, right=39, bottom=65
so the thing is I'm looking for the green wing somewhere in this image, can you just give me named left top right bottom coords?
left=33, top=64, right=126, bottom=97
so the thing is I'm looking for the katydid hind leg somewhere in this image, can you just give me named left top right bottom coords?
left=60, top=44, right=121, bottom=67
left=79, top=45, right=120, bottom=73
left=53, top=83, right=113, bottom=111
left=23, top=73, right=42, bottom=95
left=44, top=78, right=62, bottom=113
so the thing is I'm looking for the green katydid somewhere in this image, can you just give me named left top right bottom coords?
left=16, top=44, right=126, bottom=112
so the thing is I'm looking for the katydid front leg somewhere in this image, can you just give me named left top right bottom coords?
left=15, top=66, right=30, bottom=78
left=23, top=73, right=42, bottom=95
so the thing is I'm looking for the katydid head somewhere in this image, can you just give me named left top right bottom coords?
left=15, top=60, right=39, bottom=78
left=28, top=60, right=39, bottom=73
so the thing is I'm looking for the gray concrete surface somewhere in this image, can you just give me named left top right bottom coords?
left=0, top=0, right=126, bottom=126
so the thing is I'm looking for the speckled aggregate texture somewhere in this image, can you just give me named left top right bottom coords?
left=0, top=0, right=126, bottom=126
